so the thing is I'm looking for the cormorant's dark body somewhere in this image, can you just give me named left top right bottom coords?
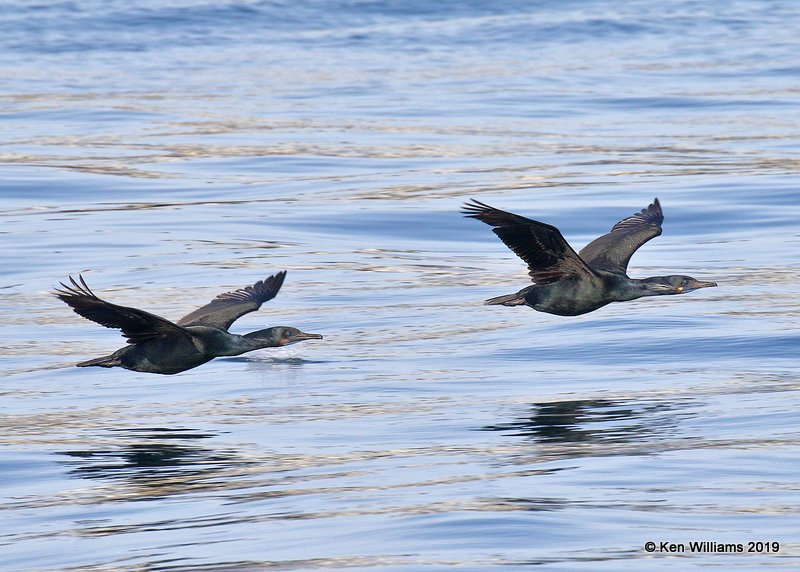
left=462, top=198, right=716, bottom=316
left=79, top=325, right=265, bottom=375
left=56, top=272, right=322, bottom=374
left=511, top=272, right=640, bottom=316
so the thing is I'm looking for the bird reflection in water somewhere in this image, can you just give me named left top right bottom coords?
left=483, top=398, right=683, bottom=445
left=61, top=428, right=250, bottom=495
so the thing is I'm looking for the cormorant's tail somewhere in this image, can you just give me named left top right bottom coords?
left=484, top=292, right=527, bottom=306
left=77, top=355, right=119, bottom=368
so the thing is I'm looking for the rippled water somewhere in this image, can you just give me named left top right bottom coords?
left=2, top=1, right=800, bottom=570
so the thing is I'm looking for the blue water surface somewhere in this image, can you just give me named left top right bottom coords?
left=1, top=1, right=799, bottom=570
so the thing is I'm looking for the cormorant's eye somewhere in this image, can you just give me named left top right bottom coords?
left=283, top=331, right=292, bottom=339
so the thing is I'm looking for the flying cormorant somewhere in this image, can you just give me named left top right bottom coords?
left=462, top=198, right=716, bottom=316
left=56, top=272, right=322, bottom=374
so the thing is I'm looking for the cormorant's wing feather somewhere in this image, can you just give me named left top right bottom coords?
left=462, top=200, right=595, bottom=284
left=177, top=271, right=286, bottom=330
left=578, top=198, right=663, bottom=274
left=55, top=275, right=195, bottom=345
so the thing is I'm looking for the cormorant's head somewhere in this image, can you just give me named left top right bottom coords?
left=244, top=326, right=323, bottom=347
left=644, top=275, right=717, bottom=295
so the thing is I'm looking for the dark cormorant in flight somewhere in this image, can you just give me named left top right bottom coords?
left=56, top=272, right=322, bottom=374
left=462, top=198, right=716, bottom=316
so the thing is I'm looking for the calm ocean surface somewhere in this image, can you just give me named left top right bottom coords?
left=2, top=1, right=800, bottom=570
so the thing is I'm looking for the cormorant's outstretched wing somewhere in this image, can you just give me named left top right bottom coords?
left=578, top=198, right=664, bottom=275
left=462, top=200, right=595, bottom=284
left=55, top=275, right=195, bottom=345
left=177, top=271, right=287, bottom=330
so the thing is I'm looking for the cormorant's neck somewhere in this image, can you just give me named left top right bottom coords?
left=241, top=329, right=282, bottom=350
left=205, top=330, right=280, bottom=357
left=622, top=277, right=677, bottom=300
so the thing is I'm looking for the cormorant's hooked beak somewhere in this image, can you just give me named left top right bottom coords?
left=292, top=331, right=323, bottom=343
left=677, top=279, right=717, bottom=293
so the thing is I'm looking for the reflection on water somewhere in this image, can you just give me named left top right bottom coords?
left=61, top=428, right=235, bottom=485
left=483, top=398, right=686, bottom=446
